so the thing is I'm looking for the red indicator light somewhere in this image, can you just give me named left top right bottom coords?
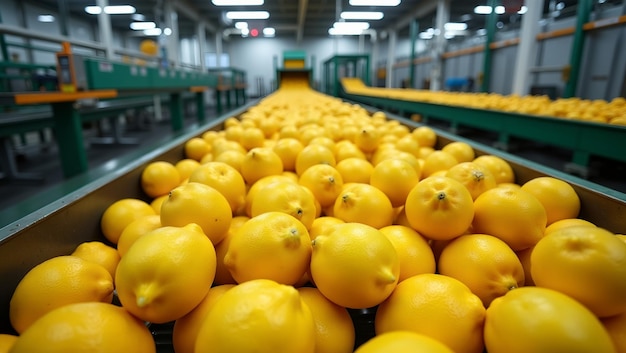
left=250, top=28, right=259, bottom=37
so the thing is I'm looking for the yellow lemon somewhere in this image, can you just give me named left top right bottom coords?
left=375, top=273, right=486, bottom=353
left=115, top=223, right=216, bottom=323
left=240, top=147, right=284, bottom=185
left=379, top=225, right=436, bottom=282
left=310, top=223, right=399, bottom=309
left=520, top=176, right=581, bottom=225
left=224, top=212, right=311, bottom=285
left=333, top=183, right=394, bottom=229
left=195, top=279, right=315, bottom=353
left=188, top=161, right=247, bottom=214
left=438, top=234, right=525, bottom=307
left=140, top=161, right=181, bottom=199
left=484, top=287, right=616, bottom=353
left=298, top=287, right=355, bottom=353
left=100, top=198, right=156, bottom=245
left=531, top=226, right=626, bottom=317
left=404, top=176, right=474, bottom=241
left=299, top=164, right=344, bottom=208
left=250, top=181, right=317, bottom=230
left=370, top=158, right=421, bottom=208
left=172, top=284, right=235, bottom=353
left=9, top=256, right=113, bottom=334
left=116, top=214, right=161, bottom=257
left=160, top=182, right=232, bottom=245
left=0, top=334, right=17, bottom=353
left=9, top=302, right=155, bottom=353
left=71, top=241, right=120, bottom=281
left=214, top=216, right=249, bottom=285
left=335, top=157, right=374, bottom=184
left=355, top=331, right=454, bottom=353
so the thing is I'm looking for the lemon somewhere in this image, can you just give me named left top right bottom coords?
left=355, top=331, right=454, bottom=353
left=100, top=198, right=156, bottom=244
left=9, top=302, right=155, bottom=353
left=224, top=212, right=311, bottom=285
left=195, top=279, right=315, bottom=353
left=250, top=180, right=317, bottom=230
left=375, top=273, right=486, bottom=353
left=310, top=222, right=399, bottom=309
left=115, top=223, right=216, bottom=323
left=333, top=183, right=394, bottom=229
left=298, top=287, right=355, bottom=353
left=71, top=241, right=121, bottom=281
left=0, top=334, right=17, bottom=353
left=485, top=287, right=616, bottom=353
left=173, top=284, right=235, bottom=353
left=531, top=226, right=626, bottom=317
left=160, top=182, right=232, bottom=245
left=9, top=255, right=113, bottom=334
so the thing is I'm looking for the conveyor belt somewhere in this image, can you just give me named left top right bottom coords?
left=0, top=74, right=625, bottom=350
left=339, top=78, right=626, bottom=179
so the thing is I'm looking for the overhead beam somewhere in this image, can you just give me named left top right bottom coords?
left=173, top=0, right=217, bottom=33
left=392, top=0, right=439, bottom=31
left=297, top=0, right=309, bottom=43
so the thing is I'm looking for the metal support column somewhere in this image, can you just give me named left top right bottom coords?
left=96, top=0, right=115, bottom=59
left=164, top=0, right=179, bottom=68
left=52, top=103, right=88, bottom=178
left=169, top=93, right=184, bottom=131
left=563, top=0, right=593, bottom=98
left=481, top=0, right=500, bottom=92
left=386, top=30, right=397, bottom=88
left=512, top=0, right=544, bottom=95
left=409, top=19, right=419, bottom=89
left=57, top=0, right=70, bottom=36
left=0, top=10, right=8, bottom=61
left=197, top=23, right=207, bottom=70
left=431, top=0, right=449, bottom=91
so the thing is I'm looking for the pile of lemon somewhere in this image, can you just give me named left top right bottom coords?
left=342, top=77, right=626, bottom=126
left=3, top=82, right=626, bottom=353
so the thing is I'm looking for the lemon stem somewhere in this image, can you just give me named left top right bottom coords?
left=437, top=192, right=446, bottom=200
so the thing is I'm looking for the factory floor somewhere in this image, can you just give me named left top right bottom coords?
left=1, top=108, right=625, bottom=229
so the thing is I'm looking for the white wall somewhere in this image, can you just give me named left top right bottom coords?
left=223, top=35, right=375, bottom=96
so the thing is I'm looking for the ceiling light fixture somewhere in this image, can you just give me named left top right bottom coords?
left=263, top=27, right=275, bottom=36
left=225, top=11, right=269, bottom=20
left=143, top=28, right=162, bottom=36
left=213, top=0, right=263, bottom=5
left=349, top=0, right=400, bottom=6
left=130, top=22, right=156, bottom=30
left=37, top=15, right=55, bottom=23
left=473, top=5, right=506, bottom=15
left=444, top=22, right=468, bottom=31
left=340, top=11, right=384, bottom=20
left=235, top=22, right=248, bottom=29
left=85, top=5, right=136, bottom=15
left=329, top=27, right=367, bottom=35
left=333, top=21, right=370, bottom=30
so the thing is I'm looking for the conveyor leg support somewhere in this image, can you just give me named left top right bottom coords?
left=493, top=133, right=511, bottom=151
left=52, top=102, right=88, bottom=178
left=169, top=93, right=184, bottom=131
left=216, top=91, right=223, bottom=114
left=195, top=92, right=206, bottom=123
left=565, top=151, right=591, bottom=179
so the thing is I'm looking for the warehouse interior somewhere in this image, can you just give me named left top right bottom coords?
left=2, top=0, right=626, bottom=351
left=1, top=0, right=625, bottom=214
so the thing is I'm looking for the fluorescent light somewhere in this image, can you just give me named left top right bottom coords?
left=340, top=11, right=384, bottom=20
left=37, top=15, right=55, bottom=23
left=225, top=11, right=269, bottom=20
left=143, top=28, right=162, bottom=36
left=444, top=22, right=467, bottom=31
left=163, top=28, right=172, bottom=36
left=235, top=22, right=248, bottom=29
left=104, top=5, right=135, bottom=14
left=349, top=0, right=400, bottom=6
left=85, top=6, right=101, bottom=14
left=213, top=0, right=263, bottom=5
left=241, top=28, right=250, bottom=36
left=85, top=5, right=136, bottom=15
left=518, top=5, right=528, bottom=14
left=329, top=27, right=366, bottom=35
left=473, top=5, right=504, bottom=15
left=263, top=27, right=275, bottom=36
left=333, top=21, right=370, bottom=30
left=130, top=22, right=156, bottom=30
left=132, top=13, right=145, bottom=21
